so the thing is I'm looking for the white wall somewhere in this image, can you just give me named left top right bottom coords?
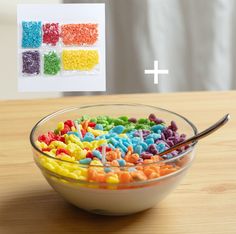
left=0, top=0, right=62, bottom=100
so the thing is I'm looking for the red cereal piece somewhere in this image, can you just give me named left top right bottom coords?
left=86, top=151, right=93, bottom=159
left=88, top=122, right=96, bottom=128
left=43, top=23, right=59, bottom=46
left=38, top=134, right=50, bottom=145
left=81, top=128, right=86, bottom=137
left=61, top=124, right=70, bottom=135
left=64, top=120, right=74, bottom=128
left=42, top=148, right=51, bottom=152
left=56, top=148, right=70, bottom=156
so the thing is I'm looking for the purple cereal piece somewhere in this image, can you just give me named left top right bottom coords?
left=154, top=118, right=165, bottom=124
left=170, top=121, right=178, bottom=131
left=128, top=117, right=137, bottom=123
left=136, top=158, right=144, bottom=163
left=22, top=50, right=40, bottom=75
left=161, top=133, right=166, bottom=140
left=141, top=152, right=153, bottom=159
left=180, top=133, right=187, bottom=138
left=148, top=113, right=156, bottom=122
left=166, top=140, right=174, bottom=147
left=167, top=129, right=173, bottom=137
left=148, top=144, right=158, bottom=155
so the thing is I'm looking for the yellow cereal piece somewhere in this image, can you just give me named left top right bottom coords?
left=90, top=160, right=103, bottom=166
left=69, top=135, right=83, bottom=148
left=87, top=127, right=106, bottom=137
left=35, top=140, right=48, bottom=149
left=44, top=162, right=55, bottom=171
left=106, top=174, right=119, bottom=184
left=66, top=142, right=80, bottom=153
left=68, top=172, right=79, bottom=180
left=119, top=134, right=128, bottom=138
left=57, top=121, right=64, bottom=131
left=62, top=50, right=99, bottom=71
left=82, top=141, right=93, bottom=149
left=60, top=155, right=76, bottom=162
left=49, top=140, right=67, bottom=149
left=71, top=126, right=76, bottom=132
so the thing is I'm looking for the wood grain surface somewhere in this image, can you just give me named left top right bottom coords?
left=0, top=91, right=235, bottom=234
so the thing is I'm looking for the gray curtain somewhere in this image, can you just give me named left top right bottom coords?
left=64, top=0, right=236, bottom=95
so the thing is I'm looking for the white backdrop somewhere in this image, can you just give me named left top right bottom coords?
left=66, top=0, right=236, bottom=94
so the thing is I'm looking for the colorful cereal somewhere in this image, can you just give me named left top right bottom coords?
left=61, top=24, right=98, bottom=46
left=22, top=51, right=40, bottom=75
left=36, top=114, right=188, bottom=186
left=62, top=50, right=99, bottom=71
left=43, top=51, right=60, bottom=75
left=42, top=23, right=59, bottom=46
left=22, top=21, right=42, bottom=48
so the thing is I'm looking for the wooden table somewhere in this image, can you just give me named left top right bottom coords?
left=0, top=91, right=235, bottom=234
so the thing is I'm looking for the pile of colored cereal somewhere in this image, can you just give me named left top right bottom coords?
left=22, top=51, right=40, bottom=75
left=22, top=21, right=42, bottom=48
left=62, top=50, right=99, bottom=71
left=36, top=114, right=187, bottom=184
left=61, top=24, right=98, bottom=46
left=42, top=23, right=60, bottom=46
left=43, top=51, right=60, bottom=75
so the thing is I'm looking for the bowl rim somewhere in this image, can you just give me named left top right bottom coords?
left=30, top=103, right=198, bottom=168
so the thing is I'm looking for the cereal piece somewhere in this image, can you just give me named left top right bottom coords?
left=62, top=50, right=99, bottom=71
left=42, top=23, right=59, bottom=46
left=22, top=51, right=40, bottom=75
left=61, top=24, right=98, bottom=46
left=43, top=51, right=60, bottom=75
left=22, top=21, right=42, bottom=48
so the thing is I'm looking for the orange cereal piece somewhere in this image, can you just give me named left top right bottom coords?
left=143, top=159, right=154, bottom=164
left=61, top=24, right=98, bottom=46
left=119, top=171, right=133, bottom=183
left=81, top=120, right=89, bottom=130
left=106, top=151, right=118, bottom=161
left=131, top=171, right=147, bottom=181
left=124, top=153, right=139, bottom=164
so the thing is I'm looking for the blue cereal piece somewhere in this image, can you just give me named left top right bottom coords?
left=118, top=142, right=128, bottom=153
left=108, top=143, right=115, bottom=150
left=146, top=133, right=161, bottom=140
left=109, top=137, right=118, bottom=147
left=83, top=132, right=95, bottom=142
left=140, top=142, right=148, bottom=151
left=145, top=138, right=155, bottom=145
left=134, top=145, right=143, bottom=155
left=67, top=131, right=80, bottom=138
left=156, top=143, right=166, bottom=153
left=110, top=125, right=125, bottom=134
left=22, top=21, right=42, bottom=48
left=92, top=150, right=102, bottom=160
left=94, top=124, right=103, bottom=130
left=128, top=167, right=137, bottom=172
left=104, top=167, right=112, bottom=173
left=151, top=124, right=165, bottom=133
left=117, top=159, right=126, bottom=167
left=79, top=158, right=92, bottom=164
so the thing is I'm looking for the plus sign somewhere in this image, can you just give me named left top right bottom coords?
left=144, top=60, right=168, bottom=84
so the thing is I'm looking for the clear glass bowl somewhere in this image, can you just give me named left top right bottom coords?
left=30, top=104, right=197, bottom=215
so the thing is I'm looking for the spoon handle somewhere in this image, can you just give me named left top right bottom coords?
left=158, top=114, right=230, bottom=157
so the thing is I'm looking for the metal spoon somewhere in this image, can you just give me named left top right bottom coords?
left=158, top=114, right=230, bottom=157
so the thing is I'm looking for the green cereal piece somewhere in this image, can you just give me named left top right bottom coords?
left=138, top=118, right=149, bottom=124
left=54, top=129, right=60, bottom=134
left=44, top=51, right=60, bottom=75
left=149, top=121, right=156, bottom=127
left=105, top=124, right=114, bottom=131
left=114, top=119, right=124, bottom=126
left=135, top=124, right=150, bottom=130
left=90, top=117, right=97, bottom=123
left=81, top=115, right=90, bottom=121
left=118, top=116, right=129, bottom=122
left=106, top=116, right=113, bottom=124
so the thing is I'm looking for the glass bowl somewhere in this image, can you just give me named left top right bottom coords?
left=30, top=104, right=197, bottom=216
